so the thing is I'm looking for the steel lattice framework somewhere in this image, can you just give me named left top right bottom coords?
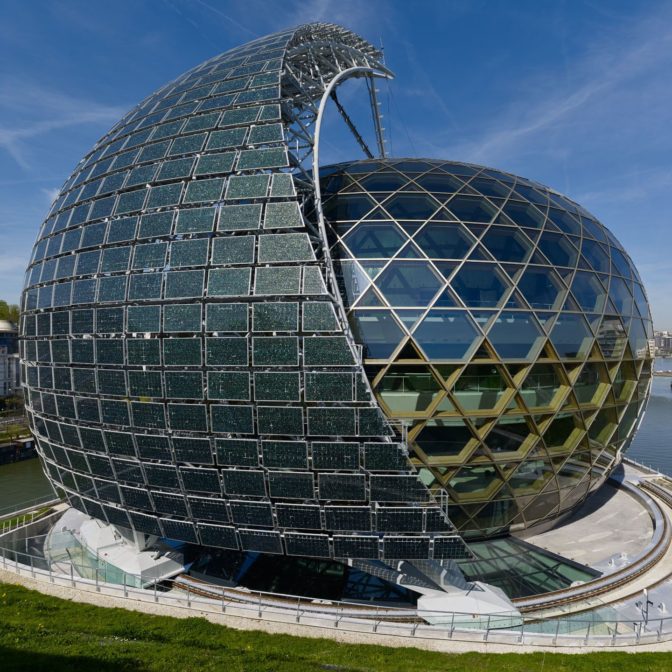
left=320, top=158, right=654, bottom=537
left=19, top=24, right=470, bottom=561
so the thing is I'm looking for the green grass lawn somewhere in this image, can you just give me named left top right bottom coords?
left=0, top=582, right=670, bottom=671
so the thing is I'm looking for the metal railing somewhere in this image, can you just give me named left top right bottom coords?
left=0, top=495, right=60, bottom=524
left=1, top=537, right=672, bottom=648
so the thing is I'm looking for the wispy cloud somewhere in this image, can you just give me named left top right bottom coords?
left=41, top=187, right=60, bottom=205
left=0, top=80, right=126, bottom=169
left=430, top=7, right=672, bottom=167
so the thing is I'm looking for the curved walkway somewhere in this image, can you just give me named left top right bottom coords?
left=514, top=480, right=672, bottom=616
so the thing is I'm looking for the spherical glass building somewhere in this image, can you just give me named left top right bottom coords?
left=320, top=158, right=653, bottom=536
left=18, top=22, right=652, bottom=565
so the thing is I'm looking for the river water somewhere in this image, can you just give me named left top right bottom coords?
left=627, top=358, right=672, bottom=474
left=1, top=360, right=671, bottom=512
left=0, top=457, right=55, bottom=512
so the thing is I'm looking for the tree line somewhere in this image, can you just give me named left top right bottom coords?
left=0, top=301, right=19, bottom=323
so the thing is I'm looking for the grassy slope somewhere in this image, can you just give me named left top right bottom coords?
left=0, top=582, right=670, bottom=671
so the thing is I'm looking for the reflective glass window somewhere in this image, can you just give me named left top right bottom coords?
left=413, top=310, right=480, bottom=360
left=349, top=310, right=404, bottom=359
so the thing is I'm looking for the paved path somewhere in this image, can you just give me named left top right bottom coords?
left=523, top=484, right=653, bottom=568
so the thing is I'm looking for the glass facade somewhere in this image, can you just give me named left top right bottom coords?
left=19, top=25, right=467, bottom=560
left=19, top=22, right=652, bottom=559
left=320, top=158, right=653, bottom=537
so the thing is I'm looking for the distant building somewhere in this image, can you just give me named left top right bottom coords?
left=0, top=321, right=19, bottom=397
left=653, top=330, right=672, bottom=355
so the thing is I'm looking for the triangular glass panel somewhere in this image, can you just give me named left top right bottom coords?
left=542, top=412, right=585, bottom=453
left=449, top=464, right=505, bottom=500
left=399, top=222, right=423, bottom=236
left=507, top=459, right=555, bottom=495
left=547, top=208, right=582, bottom=236
left=600, top=297, right=618, bottom=316
left=357, top=288, right=384, bottom=307
left=628, top=316, right=649, bottom=358
left=439, top=162, right=479, bottom=177
left=512, top=184, right=548, bottom=207
left=469, top=310, right=497, bottom=333
left=462, top=222, right=488, bottom=237
left=445, top=194, right=498, bottom=223
left=519, top=365, right=566, bottom=413
left=396, top=241, right=423, bottom=259
left=433, top=287, right=458, bottom=307
left=534, top=312, right=557, bottom=333
left=394, top=339, right=425, bottom=361
left=434, top=364, right=460, bottom=385
left=471, top=342, right=495, bottom=360
left=542, top=218, right=562, bottom=233
left=529, top=250, right=550, bottom=266
left=577, top=255, right=592, bottom=271
left=359, top=260, right=387, bottom=280
left=391, top=160, right=435, bottom=172
left=433, top=261, right=457, bottom=279
left=322, top=193, right=375, bottom=221
left=469, top=177, right=512, bottom=199
left=466, top=245, right=492, bottom=261
left=583, top=313, right=602, bottom=334
left=562, top=295, right=580, bottom=312
left=493, top=210, right=516, bottom=226
left=560, top=389, right=580, bottom=410
left=574, top=361, right=610, bottom=405
left=434, top=394, right=456, bottom=412
left=333, top=223, right=356, bottom=237
left=504, top=290, right=527, bottom=309
left=500, top=263, right=524, bottom=280
left=394, top=309, right=425, bottom=332
left=555, top=268, right=574, bottom=285
left=609, top=275, right=634, bottom=315
left=581, top=238, right=610, bottom=273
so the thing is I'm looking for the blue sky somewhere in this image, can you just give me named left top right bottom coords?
left=1, top=0, right=671, bottom=327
